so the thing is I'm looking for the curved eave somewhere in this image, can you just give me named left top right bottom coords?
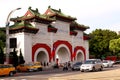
left=9, top=26, right=39, bottom=34
left=50, top=14, right=76, bottom=22
left=48, top=27, right=58, bottom=33
left=57, top=14, right=76, bottom=20
left=11, top=16, right=55, bottom=24
left=76, top=26, right=89, bottom=31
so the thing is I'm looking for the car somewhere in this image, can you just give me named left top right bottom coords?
left=102, top=60, right=114, bottom=68
left=16, top=63, right=37, bottom=72
left=53, top=63, right=59, bottom=69
left=33, top=62, right=43, bottom=71
left=0, top=64, right=16, bottom=76
left=71, top=62, right=82, bottom=71
left=80, top=59, right=103, bottom=72
left=114, top=60, right=120, bottom=64
left=63, top=62, right=68, bottom=71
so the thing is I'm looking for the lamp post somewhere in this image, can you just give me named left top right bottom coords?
left=5, top=8, right=21, bottom=64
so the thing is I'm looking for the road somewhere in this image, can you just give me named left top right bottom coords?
left=0, top=64, right=120, bottom=80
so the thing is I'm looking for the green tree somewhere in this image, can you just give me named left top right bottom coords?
left=109, top=38, right=120, bottom=55
left=89, top=29, right=118, bottom=59
left=18, top=49, right=25, bottom=64
left=0, top=30, right=6, bottom=48
left=0, top=47, right=4, bottom=64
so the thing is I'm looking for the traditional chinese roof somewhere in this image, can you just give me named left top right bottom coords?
left=44, top=6, right=76, bottom=22
left=9, top=21, right=39, bottom=34
left=11, top=7, right=55, bottom=24
left=48, top=24, right=57, bottom=33
left=70, top=21, right=89, bottom=31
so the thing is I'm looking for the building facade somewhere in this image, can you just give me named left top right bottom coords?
left=9, top=6, right=89, bottom=65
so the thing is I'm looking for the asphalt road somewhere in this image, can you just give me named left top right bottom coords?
left=0, top=64, right=120, bottom=80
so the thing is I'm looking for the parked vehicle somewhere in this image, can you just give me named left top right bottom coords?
left=53, top=63, right=59, bottom=69
left=0, top=64, right=16, bottom=76
left=102, top=60, right=114, bottom=68
left=80, top=59, right=103, bottom=72
left=71, top=62, right=82, bottom=71
left=63, top=62, right=68, bottom=71
left=33, top=62, right=43, bottom=71
left=16, top=63, right=37, bottom=72
left=114, top=60, right=120, bottom=64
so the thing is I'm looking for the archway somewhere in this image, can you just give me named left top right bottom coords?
left=32, top=43, right=51, bottom=62
left=36, top=51, right=48, bottom=63
left=34, top=48, right=49, bottom=64
left=55, top=46, right=70, bottom=64
left=76, top=52, right=84, bottom=62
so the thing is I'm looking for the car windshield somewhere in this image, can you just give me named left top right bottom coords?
left=84, top=60, right=95, bottom=64
left=26, top=64, right=34, bottom=66
left=103, top=60, right=108, bottom=63
left=74, top=62, right=82, bottom=65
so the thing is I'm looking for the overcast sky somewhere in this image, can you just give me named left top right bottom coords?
left=0, top=0, right=120, bottom=33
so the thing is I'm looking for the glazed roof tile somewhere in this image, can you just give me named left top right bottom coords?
left=10, top=21, right=38, bottom=30
left=44, top=6, right=76, bottom=21
left=11, top=7, right=55, bottom=22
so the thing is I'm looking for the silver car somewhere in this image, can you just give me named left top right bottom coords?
left=102, top=60, right=114, bottom=68
left=80, top=59, right=103, bottom=72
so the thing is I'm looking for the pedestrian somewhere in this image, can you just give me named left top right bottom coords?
left=44, top=62, right=46, bottom=67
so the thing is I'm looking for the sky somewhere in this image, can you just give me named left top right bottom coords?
left=0, top=0, right=120, bottom=34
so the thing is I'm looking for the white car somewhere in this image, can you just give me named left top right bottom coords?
left=102, top=60, right=114, bottom=68
left=80, top=59, right=103, bottom=72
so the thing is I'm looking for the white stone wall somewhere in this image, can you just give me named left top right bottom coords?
left=10, top=32, right=33, bottom=63
left=10, top=20, right=89, bottom=63
left=74, top=30, right=84, bottom=47
left=84, top=40, right=89, bottom=59
left=10, top=33, right=24, bottom=55
left=52, top=20, right=71, bottom=41
left=24, top=33, right=32, bottom=62
left=32, top=22, right=50, bottom=45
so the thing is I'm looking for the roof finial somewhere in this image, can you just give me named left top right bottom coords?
left=59, top=9, right=61, bottom=12
left=29, top=6, right=32, bottom=9
left=36, top=8, right=38, bottom=12
left=48, top=6, right=51, bottom=8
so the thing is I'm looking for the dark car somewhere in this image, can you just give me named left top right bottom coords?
left=53, top=64, right=59, bottom=69
left=71, top=62, right=82, bottom=71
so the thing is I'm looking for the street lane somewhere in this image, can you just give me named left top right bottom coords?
left=0, top=64, right=120, bottom=80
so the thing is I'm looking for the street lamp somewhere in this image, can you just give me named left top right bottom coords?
left=5, top=8, right=21, bottom=64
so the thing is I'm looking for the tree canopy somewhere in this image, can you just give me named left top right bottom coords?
left=109, top=38, right=120, bottom=55
left=0, top=30, right=6, bottom=48
left=89, top=29, right=118, bottom=59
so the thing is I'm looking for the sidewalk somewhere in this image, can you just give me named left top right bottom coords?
left=49, top=68, right=120, bottom=80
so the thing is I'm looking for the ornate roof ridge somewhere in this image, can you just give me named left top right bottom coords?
left=45, top=6, right=76, bottom=21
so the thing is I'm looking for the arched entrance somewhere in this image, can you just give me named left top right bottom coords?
left=34, top=48, right=49, bottom=63
left=37, top=51, right=48, bottom=63
left=32, top=43, right=51, bottom=62
left=76, top=52, right=84, bottom=62
left=55, top=46, right=70, bottom=64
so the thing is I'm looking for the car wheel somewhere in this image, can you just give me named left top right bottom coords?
left=77, top=68, right=80, bottom=71
left=92, top=67, right=95, bottom=72
left=81, top=70, right=84, bottom=72
left=9, top=72, right=14, bottom=76
left=39, top=68, right=43, bottom=71
left=72, top=68, right=74, bottom=71
left=100, top=66, right=103, bottom=71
